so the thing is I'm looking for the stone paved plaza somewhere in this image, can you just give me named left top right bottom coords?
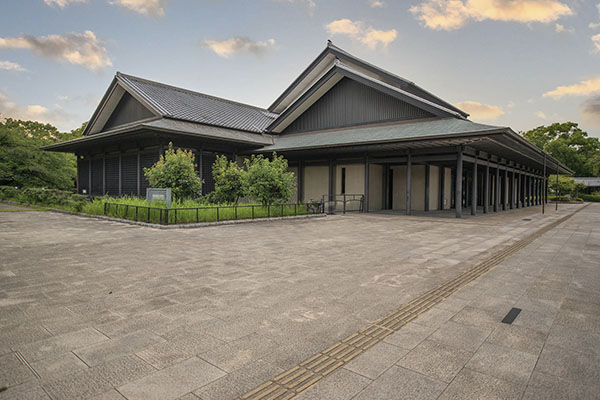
left=0, top=203, right=598, bottom=399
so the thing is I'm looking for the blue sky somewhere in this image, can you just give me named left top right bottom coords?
left=1, top=0, right=599, bottom=137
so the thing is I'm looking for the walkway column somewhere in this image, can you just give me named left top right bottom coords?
left=456, top=151, right=463, bottom=218
left=483, top=161, right=489, bottom=214
left=364, top=156, right=369, bottom=213
left=527, top=175, right=531, bottom=207
left=406, top=153, right=412, bottom=215
left=328, top=160, right=334, bottom=202
left=297, top=160, right=303, bottom=203
left=471, top=156, right=477, bottom=216
left=503, top=167, right=508, bottom=211
left=494, top=164, right=499, bottom=212
left=516, top=169, right=520, bottom=209
left=510, top=167, right=515, bottom=209
left=425, top=164, right=430, bottom=212
left=521, top=169, right=526, bottom=207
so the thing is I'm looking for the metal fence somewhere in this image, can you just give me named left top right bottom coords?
left=103, top=202, right=324, bottom=225
left=321, top=194, right=364, bottom=214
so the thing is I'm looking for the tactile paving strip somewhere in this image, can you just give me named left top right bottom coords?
left=240, top=205, right=588, bottom=400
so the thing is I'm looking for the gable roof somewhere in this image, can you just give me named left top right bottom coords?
left=84, top=72, right=278, bottom=136
left=268, top=41, right=468, bottom=118
left=266, top=60, right=465, bottom=133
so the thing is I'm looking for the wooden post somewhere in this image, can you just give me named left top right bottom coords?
left=406, top=153, right=412, bottom=215
left=510, top=167, right=515, bottom=209
left=364, top=156, right=370, bottom=213
left=328, top=160, right=335, bottom=202
left=503, top=166, right=508, bottom=210
left=136, top=150, right=141, bottom=198
left=88, top=158, right=92, bottom=197
left=439, top=166, right=445, bottom=210
left=456, top=151, right=463, bottom=218
left=425, top=164, right=430, bottom=212
left=118, top=152, right=122, bottom=197
left=483, top=160, right=489, bottom=214
left=102, top=154, right=106, bottom=195
left=471, top=156, right=477, bottom=216
left=494, top=164, right=499, bottom=212
left=297, top=160, right=303, bottom=204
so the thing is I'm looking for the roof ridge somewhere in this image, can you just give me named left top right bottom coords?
left=116, top=72, right=275, bottom=114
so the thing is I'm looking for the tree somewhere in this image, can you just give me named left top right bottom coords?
left=143, top=143, right=203, bottom=200
left=0, top=119, right=84, bottom=190
left=522, top=122, right=600, bottom=177
left=244, top=153, right=295, bottom=206
left=549, top=174, right=576, bottom=197
left=211, top=155, right=246, bottom=204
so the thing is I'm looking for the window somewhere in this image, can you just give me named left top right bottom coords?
left=341, top=167, right=346, bottom=194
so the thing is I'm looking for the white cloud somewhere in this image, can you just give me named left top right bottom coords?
left=110, top=0, right=167, bottom=17
left=369, top=0, right=385, bottom=7
left=0, top=61, right=26, bottom=72
left=535, top=111, right=547, bottom=119
left=593, top=33, right=600, bottom=53
left=325, top=19, right=397, bottom=49
left=0, top=30, right=112, bottom=72
left=273, top=0, right=316, bottom=15
left=44, top=0, right=88, bottom=7
left=202, top=37, right=276, bottom=58
left=410, top=0, right=572, bottom=31
left=591, top=3, right=600, bottom=29
left=0, top=90, right=70, bottom=129
left=455, top=101, right=504, bottom=120
left=555, top=23, right=573, bottom=33
left=544, top=76, right=600, bottom=98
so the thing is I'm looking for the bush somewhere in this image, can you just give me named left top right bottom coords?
left=581, top=194, right=600, bottom=202
left=0, top=186, right=90, bottom=210
left=244, top=153, right=295, bottom=206
left=143, top=143, right=203, bottom=200
left=211, top=155, right=246, bottom=204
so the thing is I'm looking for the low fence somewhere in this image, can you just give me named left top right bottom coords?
left=103, top=202, right=324, bottom=225
left=321, top=194, right=364, bottom=214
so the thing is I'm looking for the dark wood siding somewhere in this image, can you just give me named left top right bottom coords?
left=91, top=158, right=103, bottom=196
left=283, top=78, right=434, bottom=134
left=202, top=152, right=218, bottom=195
left=105, top=156, right=120, bottom=196
left=102, top=92, right=154, bottom=132
left=121, top=153, right=138, bottom=196
left=78, top=159, right=89, bottom=195
left=140, top=151, right=159, bottom=197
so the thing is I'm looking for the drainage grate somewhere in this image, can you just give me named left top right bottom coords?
left=239, top=205, right=588, bottom=400
left=501, top=308, right=522, bottom=324
left=523, top=218, right=532, bottom=221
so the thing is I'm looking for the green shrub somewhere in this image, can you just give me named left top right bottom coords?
left=581, top=194, right=600, bottom=202
left=143, top=143, right=203, bottom=200
left=211, top=155, right=246, bottom=204
left=244, top=153, right=296, bottom=206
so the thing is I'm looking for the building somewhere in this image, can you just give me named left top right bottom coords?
left=43, top=42, right=572, bottom=217
left=571, top=177, right=600, bottom=194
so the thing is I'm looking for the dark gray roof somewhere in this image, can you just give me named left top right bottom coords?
left=116, top=72, right=278, bottom=133
left=260, top=118, right=504, bottom=152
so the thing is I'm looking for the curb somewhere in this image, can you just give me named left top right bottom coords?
left=0, top=200, right=326, bottom=229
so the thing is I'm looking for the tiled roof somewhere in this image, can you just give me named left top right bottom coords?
left=259, top=118, right=505, bottom=152
left=116, top=73, right=278, bottom=133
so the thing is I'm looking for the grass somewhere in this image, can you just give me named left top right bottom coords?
left=0, top=207, right=48, bottom=212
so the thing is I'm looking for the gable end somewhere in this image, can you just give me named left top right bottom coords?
left=101, top=91, right=155, bottom=132
left=283, top=78, right=434, bottom=134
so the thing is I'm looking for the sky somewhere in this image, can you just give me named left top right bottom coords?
left=0, top=0, right=599, bottom=137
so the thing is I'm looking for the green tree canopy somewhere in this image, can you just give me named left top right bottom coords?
left=522, top=122, right=600, bottom=177
left=0, top=119, right=84, bottom=190
left=244, top=153, right=295, bottom=206
left=211, top=155, right=246, bottom=204
left=143, top=143, right=203, bottom=200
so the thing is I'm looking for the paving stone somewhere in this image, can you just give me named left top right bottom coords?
left=451, top=306, right=503, bottom=330
left=42, top=368, right=112, bottom=400
left=194, top=359, right=282, bottom=400
left=92, top=354, right=156, bottom=387
left=0, top=353, right=36, bottom=387
left=396, top=340, right=472, bottom=383
left=546, top=324, right=600, bottom=355
left=96, top=312, right=173, bottom=338
left=344, top=341, right=408, bottom=380
left=522, top=370, right=600, bottom=400
left=200, top=333, right=277, bottom=373
left=0, top=382, right=50, bottom=400
left=466, top=342, right=537, bottom=385
left=136, top=341, right=190, bottom=369
left=383, top=322, right=436, bottom=350
left=118, top=357, right=226, bottom=400
left=89, top=389, right=127, bottom=400
left=31, top=352, right=88, bottom=379
left=428, top=320, right=492, bottom=352
left=413, top=308, right=456, bottom=328
left=511, top=309, right=556, bottom=334
left=437, top=368, right=524, bottom=400
left=295, top=368, right=372, bottom=400
left=18, top=328, right=108, bottom=362
left=353, top=365, right=446, bottom=400
left=74, top=330, right=164, bottom=366
left=535, top=344, right=600, bottom=387
left=485, top=324, right=546, bottom=355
